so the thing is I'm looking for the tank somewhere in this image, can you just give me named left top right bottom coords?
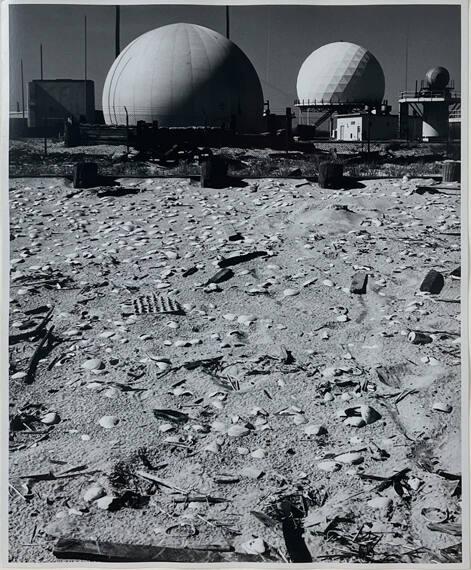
left=102, top=23, right=264, bottom=132
left=425, top=66, right=450, bottom=90
left=296, top=42, right=385, bottom=105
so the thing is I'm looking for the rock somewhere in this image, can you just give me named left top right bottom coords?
left=344, top=416, right=366, bottom=428
left=204, top=440, right=220, bottom=454
left=335, top=451, right=364, bottom=464
left=241, top=537, right=266, bottom=555
left=95, top=496, right=117, bottom=510
left=41, top=412, right=60, bottom=425
left=83, top=484, right=106, bottom=503
left=317, top=460, right=341, bottom=472
left=408, top=331, right=433, bottom=344
left=251, top=448, right=266, bottom=459
left=420, top=270, right=445, bottom=294
left=240, top=466, right=264, bottom=479
left=304, top=424, right=326, bottom=436
left=360, top=405, right=382, bottom=425
left=98, top=415, right=119, bottom=429
left=81, top=359, right=104, bottom=371
left=283, top=288, right=299, bottom=297
left=227, top=425, right=250, bottom=437
left=432, top=402, right=453, bottom=413
left=350, top=272, right=368, bottom=294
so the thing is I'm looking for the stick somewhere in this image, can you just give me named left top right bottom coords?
left=135, top=470, right=186, bottom=493
left=9, top=307, right=54, bottom=344
left=25, top=326, right=55, bottom=384
left=53, top=538, right=277, bottom=563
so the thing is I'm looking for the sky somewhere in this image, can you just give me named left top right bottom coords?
left=9, top=3, right=461, bottom=114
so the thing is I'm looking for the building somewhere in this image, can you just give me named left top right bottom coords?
left=28, top=79, right=95, bottom=129
left=398, top=67, right=460, bottom=141
left=332, top=111, right=397, bottom=141
left=102, top=23, right=264, bottom=132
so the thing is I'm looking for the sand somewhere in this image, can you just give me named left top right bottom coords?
left=8, top=175, right=461, bottom=563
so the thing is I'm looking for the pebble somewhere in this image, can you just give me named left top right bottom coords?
left=304, top=424, right=326, bottom=436
left=317, top=460, right=341, bottom=472
left=96, top=496, right=116, bottom=510
left=335, top=451, right=364, bottom=464
left=41, top=412, right=60, bottom=425
left=227, top=425, right=250, bottom=437
left=432, top=402, right=453, bottom=413
left=283, top=288, right=299, bottom=297
left=83, top=484, right=106, bottom=503
left=98, top=415, right=119, bottom=429
left=81, top=359, right=103, bottom=371
left=241, top=537, right=265, bottom=555
left=251, top=448, right=266, bottom=459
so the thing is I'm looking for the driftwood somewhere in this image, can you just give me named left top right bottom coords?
left=9, top=307, right=54, bottom=344
left=25, top=326, right=55, bottom=384
left=53, top=538, right=277, bottom=563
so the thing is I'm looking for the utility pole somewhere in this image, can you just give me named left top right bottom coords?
left=84, top=15, right=87, bottom=123
left=225, top=6, right=230, bottom=39
left=115, top=6, right=121, bottom=58
left=20, top=59, right=25, bottom=119
left=40, top=43, right=43, bottom=80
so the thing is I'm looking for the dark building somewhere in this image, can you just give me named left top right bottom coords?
left=28, top=79, right=95, bottom=128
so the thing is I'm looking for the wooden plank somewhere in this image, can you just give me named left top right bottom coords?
left=53, top=538, right=277, bottom=563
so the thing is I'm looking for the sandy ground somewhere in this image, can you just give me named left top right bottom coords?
left=9, top=175, right=462, bottom=563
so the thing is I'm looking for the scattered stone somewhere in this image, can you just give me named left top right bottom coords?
left=83, top=484, right=106, bottom=503
left=432, top=402, right=453, bottom=413
left=98, top=415, right=119, bottom=429
left=420, top=270, right=445, bottom=294
left=41, top=412, right=60, bottom=425
left=350, top=272, right=368, bottom=294
left=304, top=424, right=326, bottom=436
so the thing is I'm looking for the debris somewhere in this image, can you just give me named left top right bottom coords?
left=133, top=294, right=183, bottom=315
left=40, top=412, right=60, bottom=425
left=152, top=409, right=189, bottom=423
left=83, top=484, right=106, bottom=503
left=98, top=416, right=119, bottom=429
left=432, top=402, right=453, bottom=413
left=53, top=538, right=276, bottom=562
left=217, top=251, right=267, bottom=268
left=241, top=537, right=266, bottom=555
left=350, top=272, right=368, bottom=294
left=408, top=331, right=433, bottom=345
left=206, top=268, right=234, bottom=285
left=420, top=270, right=445, bottom=294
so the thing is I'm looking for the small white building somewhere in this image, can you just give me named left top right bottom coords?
left=332, top=112, right=398, bottom=141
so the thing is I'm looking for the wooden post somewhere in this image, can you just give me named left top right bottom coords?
left=20, top=59, right=25, bottom=120
left=318, top=161, right=344, bottom=189
left=115, top=6, right=120, bottom=58
left=73, top=162, right=98, bottom=188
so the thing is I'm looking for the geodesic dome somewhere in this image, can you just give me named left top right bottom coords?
left=296, top=42, right=385, bottom=105
left=102, top=23, right=264, bottom=132
left=425, top=67, right=450, bottom=90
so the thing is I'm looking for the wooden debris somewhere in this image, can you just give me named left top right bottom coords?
left=53, top=538, right=277, bottom=562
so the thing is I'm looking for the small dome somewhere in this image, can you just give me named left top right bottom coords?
left=425, top=67, right=450, bottom=90
left=296, top=42, right=385, bottom=105
left=103, top=23, right=263, bottom=132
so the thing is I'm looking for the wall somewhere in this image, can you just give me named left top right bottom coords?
left=28, top=80, right=95, bottom=128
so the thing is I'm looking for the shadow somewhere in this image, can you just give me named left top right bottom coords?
left=199, top=175, right=248, bottom=189
left=305, top=176, right=365, bottom=190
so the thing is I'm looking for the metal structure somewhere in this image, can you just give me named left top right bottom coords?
left=102, top=23, right=264, bottom=132
left=294, top=42, right=385, bottom=133
left=398, top=67, right=460, bottom=140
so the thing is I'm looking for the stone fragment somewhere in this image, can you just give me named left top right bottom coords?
left=420, top=270, right=444, bottom=294
left=350, top=272, right=368, bottom=294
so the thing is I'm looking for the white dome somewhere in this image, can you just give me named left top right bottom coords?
left=296, top=42, right=385, bottom=105
left=103, top=23, right=264, bottom=132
